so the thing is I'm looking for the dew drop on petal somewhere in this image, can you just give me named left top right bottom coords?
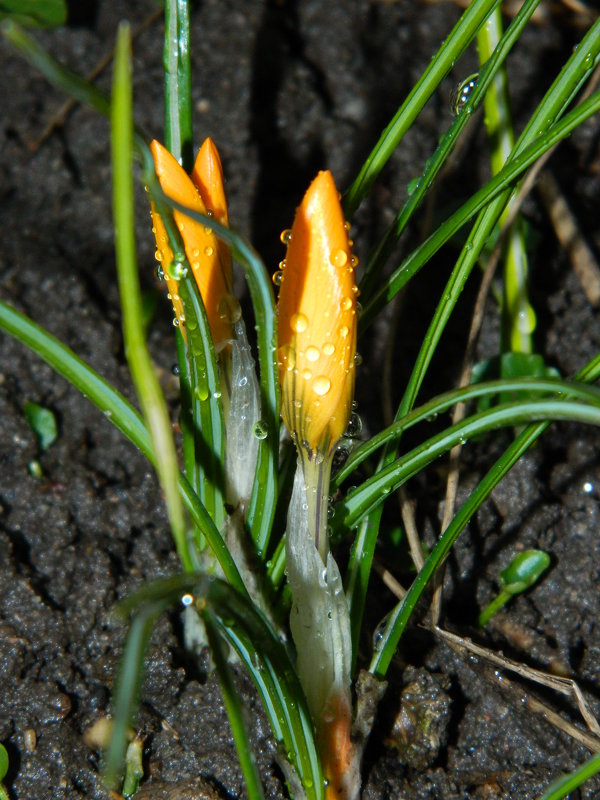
left=204, top=245, right=214, bottom=257
left=290, top=312, right=308, bottom=333
left=280, top=228, right=292, bottom=244
left=350, top=254, right=359, bottom=268
left=306, top=345, right=320, bottom=362
left=154, top=249, right=163, bottom=262
left=302, top=369, right=313, bottom=381
left=322, top=342, right=335, bottom=356
left=278, top=344, right=296, bottom=371
left=340, top=297, right=353, bottom=312
left=339, top=326, right=349, bottom=338
left=272, top=270, right=283, bottom=286
left=253, top=420, right=269, bottom=440
left=330, top=248, right=348, bottom=268
left=313, top=376, right=331, bottom=396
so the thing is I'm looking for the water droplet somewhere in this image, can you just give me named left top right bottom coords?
left=451, top=72, right=478, bottom=116
left=323, top=342, right=335, bottom=356
left=352, top=285, right=361, bottom=296
left=173, top=317, right=180, bottom=327
left=168, top=261, right=188, bottom=280
left=191, top=247, right=200, bottom=258
left=196, top=385, right=209, bottom=401
left=204, top=245, right=214, bottom=257
left=354, top=352, right=363, bottom=366
left=339, top=326, right=349, bottom=338
left=278, top=344, right=295, bottom=371
left=155, top=265, right=165, bottom=281
left=517, top=305, right=537, bottom=335
left=350, top=254, right=359, bottom=268
left=154, top=249, right=163, bottom=262
left=313, top=376, right=331, bottom=396
left=290, top=312, right=308, bottom=333
left=330, top=248, right=348, bottom=268
left=280, top=228, right=292, bottom=244
left=306, top=345, right=320, bottom=362
left=272, top=270, right=283, bottom=286
left=217, top=294, right=242, bottom=323
left=172, top=364, right=181, bottom=376
left=340, top=297, right=353, bottom=312
left=253, top=420, right=269, bottom=439
left=346, top=412, right=363, bottom=436
left=583, top=481, right=594, bottom=493
left=302, top=368, right=312, bottom=381
left=213, top=390, right=222, bottom=399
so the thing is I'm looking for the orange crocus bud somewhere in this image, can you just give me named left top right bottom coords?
left=277, top=170, right=358, bottom=460
left=150, top=138, right=234, bottom=345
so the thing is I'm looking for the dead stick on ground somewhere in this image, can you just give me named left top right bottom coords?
left=537, top=170, right=600, bottom=307
left=375, top=561, right=600, bottom=750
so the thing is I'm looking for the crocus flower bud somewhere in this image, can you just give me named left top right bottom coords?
left=150, top=138, right=234, bottom=346
left=277, top=170, right=358, bottom=461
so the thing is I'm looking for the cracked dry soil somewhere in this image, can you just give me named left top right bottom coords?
left=1, top=1, right=600, bottom=798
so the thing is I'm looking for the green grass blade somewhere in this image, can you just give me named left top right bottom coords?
left=538, top=753, right=600, bottom=800
left=203, top=612, right=265, bottom=800
left=341, top=375, right=600, bottom=661
left=111, top=24, right=190, bottom=571
left=179, top=276, right=227, bottom=530
left=368, top=355, right=600, bottom=678
left=103, top=598, right=170, bottom=789
left=343, top=0, right=501, bottom=217
left=391, top=18, right=600, bottom=426
left=360, top=0, right=541, bottom=301
left=359, top=87, right=600, bottom=331
left=477, top=6, right=534, bottom=354
left=0, top=0, right=66, bottom=27
left=333, top=398, right=600, bottom=535
left=163, top=0, right=193, bottom=169
left=113, top=573, right=324, bottom=800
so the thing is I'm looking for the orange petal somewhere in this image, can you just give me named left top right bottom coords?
left=277, top=171, right=357, bottom=457
left=192, top=137, right=233, bottom=298
left=150, top=201, right=186, bottom=335
left=150, top=139, right=233, bottom=345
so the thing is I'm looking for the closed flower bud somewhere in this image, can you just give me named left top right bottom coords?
left=277, top=170, right=357, bottom=460
left=150, top=138, right=233, bottom=345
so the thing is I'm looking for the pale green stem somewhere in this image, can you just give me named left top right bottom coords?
left=477, top=8, right=535, bottom=354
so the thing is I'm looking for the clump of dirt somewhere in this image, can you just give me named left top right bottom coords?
left=1, top=1, right=600, bottom=798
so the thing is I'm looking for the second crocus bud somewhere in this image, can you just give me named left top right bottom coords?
left=277, top=170, right=358, bottom=463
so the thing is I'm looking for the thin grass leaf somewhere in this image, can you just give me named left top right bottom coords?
left=359, top=87, right=600, bottom=331
left=477, top=6, right=534, bottom=354
left=111, top=24, right=191, bottom=570
left=179, top=275, right=227, bottom=529
left=111, top=573, right=324, bottom=800
left=360, top=0, right=542, bottom=301
left=538, top=753, right=600, bottom=800
left=333, top=377, right=600, bottom=490
left=341, top=372, right=600, bottom=661
left=164, top=0, right=193, bottom=170
left=103, top=598, right=170, bottom=789
left=203, top=612, right=265, bottom=800
left=343, top=0, right=502, bottom=217
left=333, top=397, right=600, bottom=535
left=392, top=18, right=600, bottom=431
left=0, top=0, right=66, bottom=27
left=368, top=354, right=600, bottom=678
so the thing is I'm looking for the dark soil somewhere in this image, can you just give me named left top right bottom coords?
left=1, top=1, right=600, bottom=798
